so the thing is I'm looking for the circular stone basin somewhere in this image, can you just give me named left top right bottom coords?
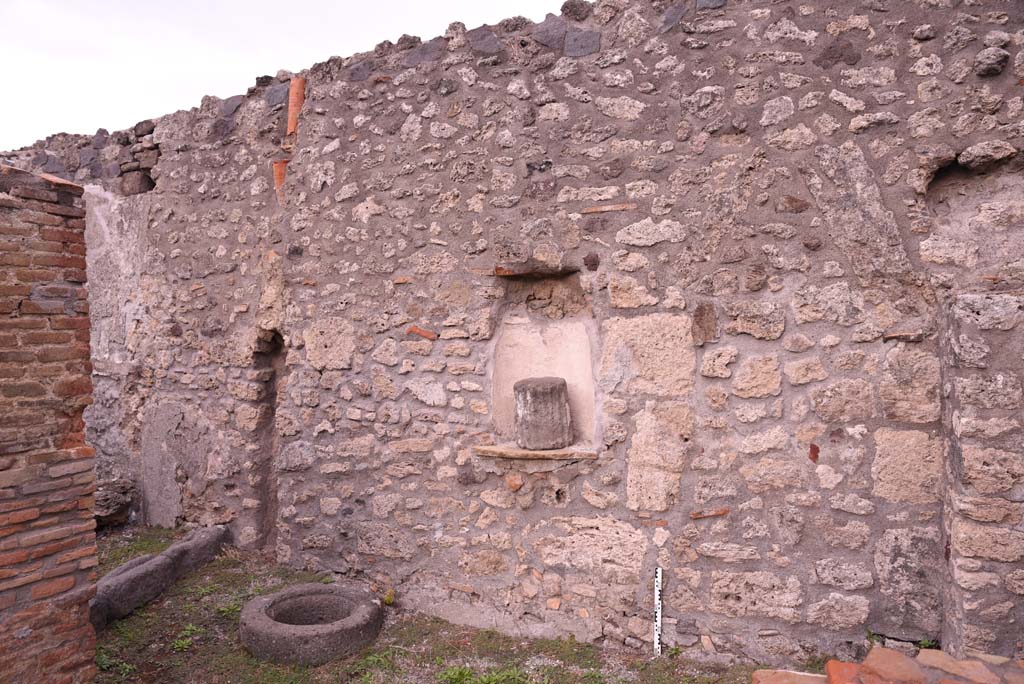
left=239, top=583, right=384, bottom=665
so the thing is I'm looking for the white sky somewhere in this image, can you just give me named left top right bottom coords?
left=0, top=0, right=562, bottom=151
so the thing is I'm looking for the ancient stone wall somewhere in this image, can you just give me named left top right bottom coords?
left=0, top=166, right=97, bottom=683
left=927, top=163, right=1024, bottom=658
left=1, top=124, right=161, bottom=197
left=4, top=0, right=1023, bottom=666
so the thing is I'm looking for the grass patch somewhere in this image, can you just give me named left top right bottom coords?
left=469, top=629, right=523, bottom=662
left=95, top=526, right=767, bottom=684
left=348, top=647, right=398, bottom=681
left=476, top=666, right=531, bottom=684
left=435, top=666, right=532, bottom=684
left=216, top=598, right=243, bottom=619
left=97, top=526, right=180, bottom=575
left=438, top=665, right=477, bottom=684
left=96, top=646, right=137, bottom=680
left=628, top=657, right=756, bottom=684
left=534, top=635, right=601, bottom=670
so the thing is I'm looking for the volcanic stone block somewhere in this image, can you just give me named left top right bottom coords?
left=120, top=170, right=154, bottom=195
left=240, top=583, right=384, bottom=666
left=94, top=477, right=135, bottom=527
left=90, top=525, right=230, bottom=630
left=565, top=28, right=601, bottom=57
left=513, top=377, right=573, bottom=450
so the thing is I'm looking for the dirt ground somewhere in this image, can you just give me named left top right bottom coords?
left=94, top=526, right=758, bottom=684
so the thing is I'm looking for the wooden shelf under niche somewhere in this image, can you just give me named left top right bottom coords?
left=471, top=443, right=598, bottom=460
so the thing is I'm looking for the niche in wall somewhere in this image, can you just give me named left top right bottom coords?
left=488, top=274, right=599, bottom=449
left=253, top=328, right=286, bottom=547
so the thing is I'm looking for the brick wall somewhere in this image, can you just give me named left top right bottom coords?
left=0, top=165, right=96, bottom=684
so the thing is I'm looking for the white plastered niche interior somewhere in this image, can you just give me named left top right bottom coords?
left=489, top=313, right=599, bottom=447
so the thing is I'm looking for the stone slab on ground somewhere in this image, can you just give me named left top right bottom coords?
left=90, top=525, right=230, bottom=629
left=861, top=646, right=927, bottom=684
left=752, top=670, right=827, bottom=684
left=755, top=647, right=1024, bottom=684
left=917, top=649, right=1001, bottom=684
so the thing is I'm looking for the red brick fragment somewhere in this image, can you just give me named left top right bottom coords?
left=30, top=575, right=76, bottom=599
left=861, top=647, right=926, bottom=684
left=826, top=660, right=861, bottom=684
left=286, top=76, right=307, bottom=137
left=407, top=324, right=439, bottom=341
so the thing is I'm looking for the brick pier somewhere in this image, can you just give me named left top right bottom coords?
left=0, top=165, right=97, bottom=684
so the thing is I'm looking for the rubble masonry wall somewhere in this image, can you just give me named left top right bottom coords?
left=3, top=0, right=1023, bottom=665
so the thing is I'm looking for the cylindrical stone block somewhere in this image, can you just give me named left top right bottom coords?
left=513, top=377, right=573, bottom=450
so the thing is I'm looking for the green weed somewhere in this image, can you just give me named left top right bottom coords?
left=96, top=648, right=137, bottom=677
left=216, top=599, right=243, bottom=619
left=476, top=667, right=531, bottom=684
left=437, top=665, right=477, bottom=684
